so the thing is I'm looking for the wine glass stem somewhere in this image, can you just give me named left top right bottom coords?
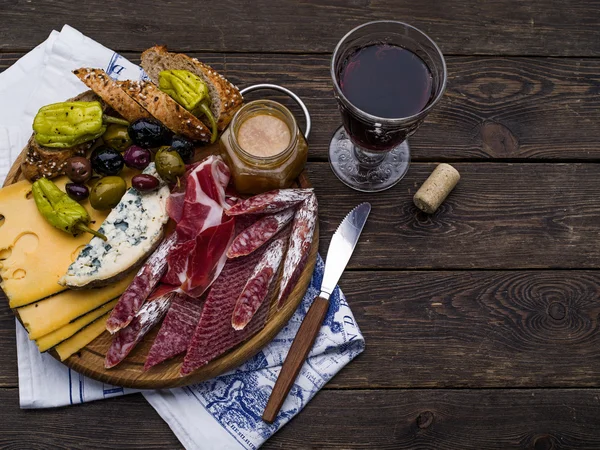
left=353, top=145, right=388, bottom=167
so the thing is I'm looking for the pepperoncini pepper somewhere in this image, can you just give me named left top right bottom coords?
left=158, top=70, right=218, bottom=143
left=33, top=101, right=130, bottom=148
left=32, top=178, right=107, bottom=241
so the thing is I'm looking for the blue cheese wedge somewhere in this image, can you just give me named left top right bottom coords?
left=59, top=163, right=170, bottom=288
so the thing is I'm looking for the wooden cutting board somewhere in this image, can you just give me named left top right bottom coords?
left=3, top=144, right=318, bottom=389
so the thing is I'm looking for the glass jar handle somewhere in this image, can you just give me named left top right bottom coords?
left=240, top=84, right=311, bottom=139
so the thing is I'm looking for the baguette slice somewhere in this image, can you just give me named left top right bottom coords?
left=73, top=68, right=152, bottom=123
left=141, top=45, right=243, bottom=131
left=119, top=80, right=211, bottom=142
left=20, top=90, right=101, bottom=182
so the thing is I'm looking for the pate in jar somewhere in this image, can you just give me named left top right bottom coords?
left=220, top=100, right=308, bottom=194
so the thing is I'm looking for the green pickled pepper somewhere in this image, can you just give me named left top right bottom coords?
left=33, top=101, right=107, bottom=148
left=158, top=70, right=218, bottom=143
left=32, top=178, right=107, bottom=241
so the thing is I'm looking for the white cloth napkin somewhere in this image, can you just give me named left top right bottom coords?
left=4, top=25, right=365, bottom=449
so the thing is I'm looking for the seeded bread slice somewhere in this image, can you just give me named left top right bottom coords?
left=73, top=68, right=152, bottom=122
left=20, top=90, right=102, bottom=182
left=140, top=45, right=243, bottom=131
left=119, top=80, right=212, bottom=142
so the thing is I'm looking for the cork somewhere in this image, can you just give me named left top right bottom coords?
left=413, top=163, right=460, bottom=214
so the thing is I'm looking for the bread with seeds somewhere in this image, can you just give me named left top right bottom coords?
left=73, top=68, right=152, bottom=122
left=20, top=90, right=103, bottom=182
left=119, top=80, right=212, bottom=142
left=140, top=45, right=243, bottom=132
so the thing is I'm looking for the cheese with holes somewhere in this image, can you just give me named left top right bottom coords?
left=18, top=274, right=134, bottom=339
left=60, top=163, right=170, bottom=288
left=0, top=177, right=110, bottom=307
left=55, top=311, right=111, bottom=361
left=35, top=298, right=118, bottom=352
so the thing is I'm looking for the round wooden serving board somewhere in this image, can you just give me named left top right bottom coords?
left=3, top=146, right=318, bottom=389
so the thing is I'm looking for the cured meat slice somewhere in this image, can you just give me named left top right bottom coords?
left=144, top=293, right=205, bottom=370
left=180, top=246, right=271, bottom=376
left=105, top=233, right=177, bottom=334
left=276, top=192, right=318, bottom=308
left=160, top=219, right=235, bottom=297
left=231, top=232, right=288, bottom=330
left=161, top=154, right=235, bottom=297
left=225, top=188, right=313, bottom=216
left=227, top=208, right=294, bottom=258
left=104, top=292, right=174, bottom=368
left=172, top=155, right=230, bottom=241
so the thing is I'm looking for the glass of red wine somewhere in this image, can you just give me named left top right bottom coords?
left=330, top=21, right=447, bottom=192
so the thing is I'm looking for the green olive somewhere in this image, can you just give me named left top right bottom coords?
left=90, top=176, right=127, bottom=210
left=102, top=124, right=132, bottom=152
left=155, top=146, right=185, bottom=183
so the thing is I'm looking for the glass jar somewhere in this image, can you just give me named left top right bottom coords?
left=220, top=99, right=308, bottom=195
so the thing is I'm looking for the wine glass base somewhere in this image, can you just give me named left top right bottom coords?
left=328, top=126, right=410, bottom=192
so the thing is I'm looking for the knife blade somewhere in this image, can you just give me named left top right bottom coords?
left=262, top=202, right=371, bottom=423
left=320, top=202, right=371, bottom=299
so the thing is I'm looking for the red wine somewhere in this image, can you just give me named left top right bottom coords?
left=336, top=43, right=434, bottom=151
left=339, top=44, right=433, bottom=118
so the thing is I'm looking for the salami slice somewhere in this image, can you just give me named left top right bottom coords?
left=144, top=293, right=205, bottom=370
left=180, top=245, right=270, bottom=376
left=231, top=232, right=288, bottom=330
left=225, top=189, right=313, bottom=216
left=104, top=292, right=174, bottom=369
left=105, top=233, right=177, bottom=334
left=227, top=208, right=294, bottom=258
left=276, top=192, right=318, bottom=308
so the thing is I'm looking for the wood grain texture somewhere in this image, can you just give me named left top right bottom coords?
left=2, top=388, right=600, bottom=449
left=311, top=162, right=600, bottom=269
left=5, top=53, right=600, bottom=161
left=6, top=270, right=600, bottom=390
left=2, top=1, right=600, bottom=56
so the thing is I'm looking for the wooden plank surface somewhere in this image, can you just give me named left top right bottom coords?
left=4, top=270, right=600, bottom=389
left=3, top=2, right=600, bottom=448
left=1, top=388, right=600, bottom=449
left=2, top=1, right=600, bottom=56
left=5, top=52, right=600, bottom=162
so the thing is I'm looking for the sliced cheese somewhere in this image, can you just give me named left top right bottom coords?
left=55, top=312, right=110, bottom=361
left=0, top=177, right=110, bottom=307
left=35, top=298, right=118, bottom=352
left=18, top=274, right=134, bottom=339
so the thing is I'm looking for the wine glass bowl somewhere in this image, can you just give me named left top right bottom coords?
left=329, top=20, right=447, bottom=192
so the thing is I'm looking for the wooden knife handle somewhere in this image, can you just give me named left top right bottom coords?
left=262, top=295, right=330, bottom=423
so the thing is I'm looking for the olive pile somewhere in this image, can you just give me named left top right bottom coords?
left=63, top=118, right=196, bottom=210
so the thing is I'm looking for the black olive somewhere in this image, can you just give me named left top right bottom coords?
left=65, top=183, right=89, bottom=202
left=123, top=145, right=151, bottom=170
left=128, top=118, right=171, bottom=149
left=90, top=146, right=125, bottom=176
left=170, top=135, right=195, bottom=163
left=65, top=156, right=92, bottom=183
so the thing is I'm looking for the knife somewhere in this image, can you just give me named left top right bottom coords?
left=262, top=202, right=371, bottom=423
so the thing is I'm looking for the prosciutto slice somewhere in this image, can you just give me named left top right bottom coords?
left=161, top=155, right=235, bottom=297
left=144, top=293, right=205, bottom=370
left=180, top=245, right=272, bottom=376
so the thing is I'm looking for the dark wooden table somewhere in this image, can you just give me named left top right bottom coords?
left=3, top=1, right=600, bottom=448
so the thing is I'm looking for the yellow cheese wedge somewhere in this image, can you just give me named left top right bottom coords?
left=35, top=298, right=118, bottom=352
left=0, top=177, right=110, bottom=307
left=54, top=311, right=111, bottom=361
left=18, top=273, right=134, bottom=339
